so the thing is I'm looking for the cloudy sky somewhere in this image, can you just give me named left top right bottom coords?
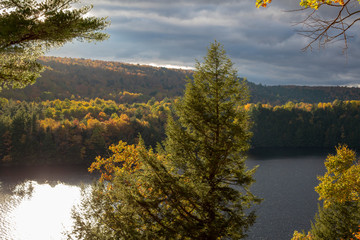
left=48, top=0, right=360, bottom=86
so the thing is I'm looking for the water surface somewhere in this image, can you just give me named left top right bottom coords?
left=0, top=165, right=94, bottom=240
left=247, top=148, right=329, bottom=239
left=0, top=149, right=330, bottom=239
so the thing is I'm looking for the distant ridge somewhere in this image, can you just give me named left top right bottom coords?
left=1, top=56, right=359, bottom=104
left=248, top=82, right=360, bottom=105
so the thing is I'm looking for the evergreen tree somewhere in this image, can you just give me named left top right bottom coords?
left=0, top=0, right=109, bottom=89
left=86, top=126, right=107, bottom=160
left=160, top=40, right=260, bottom=239
left=68, top=41, right=260, bottom=240
left=310, top=202, right=360, bottom=240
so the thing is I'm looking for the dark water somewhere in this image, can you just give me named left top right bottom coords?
left=246, top=148, right=329, bottom=240
left=0, top=149, right=330, bottom=240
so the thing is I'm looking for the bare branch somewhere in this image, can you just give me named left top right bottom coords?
left=291, top=0, right=360, bottom=52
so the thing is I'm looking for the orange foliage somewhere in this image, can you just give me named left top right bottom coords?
left=351, top=226, right=360, bottom=240
left=89, top=141, right=141, bottom=182
left=318, top=102, right=332, bottom=109
left=119, top=113, right=130, bottom=123
left=292, top=231, right=312, bottom=240
left=244, top=103, right=252, bottom=111
left=98, top=111, right=108, bottom=121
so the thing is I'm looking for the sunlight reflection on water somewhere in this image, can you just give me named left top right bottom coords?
left=0, top=191, right=16, bottom=240
left=0, top=150, right=328, bottom=240
left=1, top=181, right=84, bottom=240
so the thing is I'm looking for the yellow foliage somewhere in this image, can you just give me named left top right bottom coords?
left=119, top=91, right=142, bottom=97
left=262, top=103, right=272, bottom=109
left=39, top=118, right=61, bottom=130
left=119, top=113, right=130, bottom=123
left=257, top=0, right=348, bottom=9
left=292, top=231, right=313, bottom=240
left=89, top=141, right=142, bottom=182
left=316, top=145, right=360, bottom=208
left=256, top=0, right=272, bottom=8
left=86, top=118, right=103, bottom=128
left=139, top=119, right=150, bottom=127
left=79, top=122, right=86, bottom=130
left=63, top=119, right=72, bottom=128
left=84, top=112, right=92, bottom=119
left=296, top=102, right=313, bottom=111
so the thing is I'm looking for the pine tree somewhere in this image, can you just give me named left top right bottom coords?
left=0, top=0, right=109, bottom=89
left=160, top=40, right=260, bottom=239
left=310, top=202, right=360, bottom=240
left=68, top=41, right=260, bottom=240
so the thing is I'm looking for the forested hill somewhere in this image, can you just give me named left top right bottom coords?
left=1, top=56, right=359, bottom=104
left=248, top=83, right=360, bottom=105
left=0, top=56, right=190, bottom=102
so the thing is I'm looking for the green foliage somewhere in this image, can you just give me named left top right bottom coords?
left=0, top=46, right=44, bottom=89
left=292, top=203, right=360, bottom=240
left=292, top=146, right=360, bottom=240
left=247, top=83, right=360, bottom=105
left=0, top=0, right=109, bottom=89
left=310, top=202, right=360, bottom=240
left=68, top=41, right=260, bottom=239
left=0, top=98, right=169, bottom=165
left=1, top=98, right=360, bottom=165
left=160, top=41, right=259, bottom=239
left=250, top=101, right=360, bottom=148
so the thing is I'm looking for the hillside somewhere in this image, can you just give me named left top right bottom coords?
left=0, top=56, right=190, bottom=102
left=248, top=83, right=360, bottom=105
left=1, top=56, right=360, bottom=104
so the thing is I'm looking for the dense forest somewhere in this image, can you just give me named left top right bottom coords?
left=0, top=57, right=359, bottom=166
left=247, top=82, right=360, bottom=105
left=0, top=57, right=359, bottom=104
left=0, top=98, right=169, bottom=165
left=250, top=100, right=360, bottom=148
left=0, top=97, right=359, bottom=166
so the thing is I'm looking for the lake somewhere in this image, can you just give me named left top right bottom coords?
left=247, top=148, right=329, bottom=239
left=0, top=148, right=331, bottom=240
left=0, top=165, right=95, bottom=240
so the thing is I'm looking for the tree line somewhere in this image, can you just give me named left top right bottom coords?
left=0, top=97, right=169, bottom=165
left=0, top=97, right=359, bottom=165
left=250, top=100, right=360, bottom=148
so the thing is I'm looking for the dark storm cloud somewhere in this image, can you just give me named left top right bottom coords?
left=48, top=0, right=360, bottom=86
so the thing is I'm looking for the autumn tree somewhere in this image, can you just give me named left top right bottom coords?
left=292, top=145, right=360, bottom=240
left=67, top=41, right=260, bottom=239
left=256, top=0, right=360, bottom=51
left=0, top=0, right=109, bottom=89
